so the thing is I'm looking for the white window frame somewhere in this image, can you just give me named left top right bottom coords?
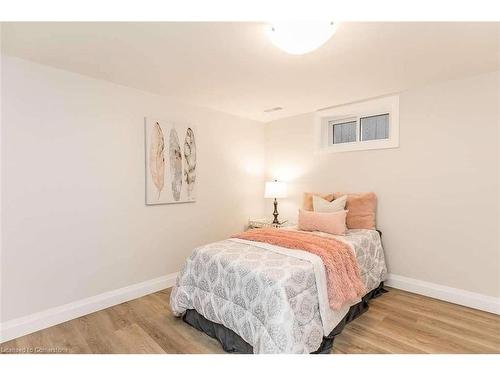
left=315, top=95, right=399, bottom=153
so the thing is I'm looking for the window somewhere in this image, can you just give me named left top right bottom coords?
left=360, top=114, right=389, bottom=141
left=332, top=120, right=356, bottom=144
left=316, top=95, right=399, bottom=153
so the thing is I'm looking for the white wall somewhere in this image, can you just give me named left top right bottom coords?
left=265, top=71, right=500, bottom=298
left=1, top=56, right=265, bottom=322
left=0, top=25, right=3, bottom=325
left=1, top=54, right=498, bottom=329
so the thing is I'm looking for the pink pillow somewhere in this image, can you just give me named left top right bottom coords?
left=334, top=192, right=377, bottom=230
left=298, top=209, right=348, bottom=235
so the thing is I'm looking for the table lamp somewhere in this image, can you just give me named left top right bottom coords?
left=264, top=180, right=288, bottom=224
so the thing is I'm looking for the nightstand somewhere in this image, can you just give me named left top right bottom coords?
left=247, top=218, right=290, bottom=230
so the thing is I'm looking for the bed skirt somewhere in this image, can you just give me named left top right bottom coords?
left=182, top=282, right=387, bottom=354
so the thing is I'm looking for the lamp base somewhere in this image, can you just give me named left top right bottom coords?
left=272, top=198, right=280, bottom=224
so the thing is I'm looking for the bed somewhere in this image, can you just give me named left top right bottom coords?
left=170, top=227, right=387, bottom=354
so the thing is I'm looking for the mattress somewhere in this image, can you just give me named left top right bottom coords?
left=170, top=229, right=387, bottom=354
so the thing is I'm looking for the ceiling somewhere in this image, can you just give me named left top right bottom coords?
left=2, top=22, right=499, bottom=122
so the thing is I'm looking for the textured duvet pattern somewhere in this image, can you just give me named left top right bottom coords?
left=170, top=229, right=387, bottom=354
left=233, top=228, right=366, bottom=310
left=336, top=230, right=387, bottom=292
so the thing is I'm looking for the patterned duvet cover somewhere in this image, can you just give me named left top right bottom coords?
left=170, top=229, right=387, bottom=354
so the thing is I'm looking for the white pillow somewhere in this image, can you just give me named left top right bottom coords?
left=312, top=194, right=347, bottom=213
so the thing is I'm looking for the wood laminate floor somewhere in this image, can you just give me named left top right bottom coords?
left=1, top=287, right=499, bottom=354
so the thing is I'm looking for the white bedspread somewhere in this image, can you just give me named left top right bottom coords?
left=170, top=229, right=387, bottom=354
left=228, top=238, right=355, bottom=336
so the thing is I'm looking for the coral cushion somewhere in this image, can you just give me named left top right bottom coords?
left=303, top=192, right=334, bottom=211
left=334, top=192, right=377, bottom=230
left=298, top=209, right=348, bottom=235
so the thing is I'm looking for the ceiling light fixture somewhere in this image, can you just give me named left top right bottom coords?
left=266, top=21, right=337, bottom=55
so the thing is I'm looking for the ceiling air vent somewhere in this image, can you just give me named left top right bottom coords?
left=264, top=107, right=283, bottom=113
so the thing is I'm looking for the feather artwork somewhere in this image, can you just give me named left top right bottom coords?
left=183, top=128, right=196, bottom=198
left=149, top=121, right=165, bottom=200
left=169, top=128, right=183, bottom=201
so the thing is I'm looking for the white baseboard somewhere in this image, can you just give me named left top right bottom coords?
left=2, top=272, right=497, bottom=344
left=0, top=272, right=178, bottom=343
left=385, top=273, right=500, bottom=315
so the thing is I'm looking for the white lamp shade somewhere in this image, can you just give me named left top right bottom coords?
left=264, top=181, right=287, bottom=199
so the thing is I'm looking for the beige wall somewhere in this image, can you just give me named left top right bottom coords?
left=1, top=56, right=265, bottom=321
left=265, top=71, right=500, bottom=298
left=1, top=54, right=499, bottom=324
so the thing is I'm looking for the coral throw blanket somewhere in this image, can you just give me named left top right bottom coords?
left=232, top=228, right=366, bottom=310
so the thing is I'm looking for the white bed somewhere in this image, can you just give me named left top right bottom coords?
left=170, top=228, right=387, bottom=354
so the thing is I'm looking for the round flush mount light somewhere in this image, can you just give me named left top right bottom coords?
left=266, top=21, right=337, bottom=55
